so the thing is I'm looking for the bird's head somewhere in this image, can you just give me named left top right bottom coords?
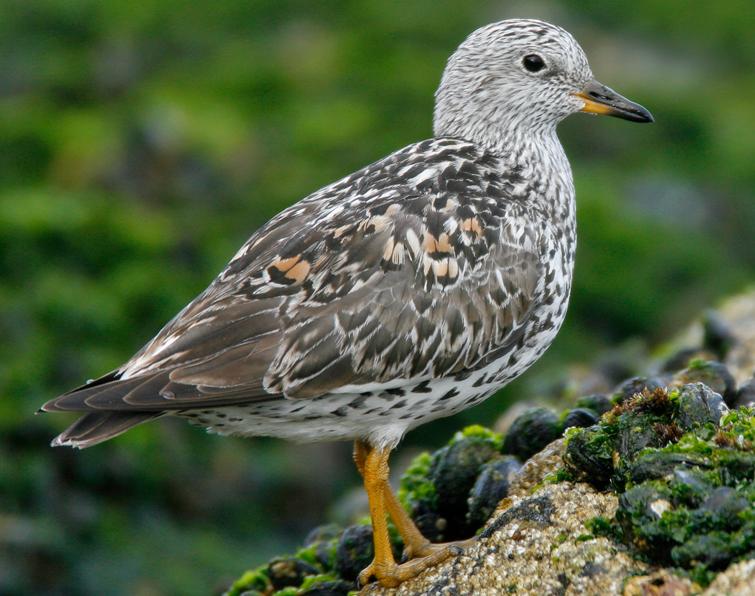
left=434, top=19, right=653, bottom=148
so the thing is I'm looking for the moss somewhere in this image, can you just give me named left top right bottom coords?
left=719, top=406, right=755, bottom=443
left=225, top=565, right=271, bottom=596
left=586, top=515, right=617, bottom=539
left=451, top=424, right=503, bottom=450
left=397, top=450, right=435, bottom=512
left=571, top=401, right=754, bottom=587
left=294, top=544, right=321, bottom=568
left=545, top=466, right=574, bottom=484
left=687, top=357, right=709, bottom=371
left=562, top=379, right=754, bottom=588
left=225, top=405, right=752, bottom=593
left=563, top=422, right=617, bottom=488
left=299, top=573, right=338, bottom=590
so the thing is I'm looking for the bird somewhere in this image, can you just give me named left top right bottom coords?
left=41, top=18, right=653, bottom=587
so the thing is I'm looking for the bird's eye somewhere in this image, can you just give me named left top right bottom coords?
left=522, top=54, right=546, bottom=73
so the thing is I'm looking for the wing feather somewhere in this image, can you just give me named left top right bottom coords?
left=43, top=139, right=549, bottom=417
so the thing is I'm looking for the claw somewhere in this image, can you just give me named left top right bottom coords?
left=359, top=540, right=471, bottom=587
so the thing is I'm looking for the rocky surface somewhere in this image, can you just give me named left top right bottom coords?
left=375, top=483, right=646, bottom=596
left=226, top=291, right=755, bottom=596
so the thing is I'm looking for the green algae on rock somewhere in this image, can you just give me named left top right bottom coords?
left=565, top=392, right=754, bottom=587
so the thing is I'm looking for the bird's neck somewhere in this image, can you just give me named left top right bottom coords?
left=437, top=119, right=575, bottom=222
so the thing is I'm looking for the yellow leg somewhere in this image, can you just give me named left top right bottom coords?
left=356, top=442, right=400, bottom=587
left=353, top=440, right=470, bottom=587
left=383, top=482, right=472, bottom=559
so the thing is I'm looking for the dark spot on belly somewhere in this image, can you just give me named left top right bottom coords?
left=439, top=388, right=460, bottom=401
left=413, top=380, right=432, bottom=393
left=349, top=396, right=368, bottom=408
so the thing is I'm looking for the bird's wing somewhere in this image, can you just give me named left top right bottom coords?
left=43, top=139, right=546, bottom=413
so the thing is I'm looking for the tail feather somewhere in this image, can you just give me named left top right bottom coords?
left=51, top=412, right=162, bottom=449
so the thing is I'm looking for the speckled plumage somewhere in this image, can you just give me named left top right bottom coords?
left=43, top=19, right=651, bottom=451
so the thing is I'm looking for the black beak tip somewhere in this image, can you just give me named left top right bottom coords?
left=634, top=106, right=654, bottom=123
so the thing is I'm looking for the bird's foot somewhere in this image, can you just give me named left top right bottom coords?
left=358, top=541, right=468, bottom=588
left=403, top=537, right=475, bottom=561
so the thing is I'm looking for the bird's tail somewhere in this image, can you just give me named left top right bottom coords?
left=50, top=411, right=162, bottom=449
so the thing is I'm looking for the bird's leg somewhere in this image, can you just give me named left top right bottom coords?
left=382, top=482, right=473, bottom=560
left=354, top=440, right=466, bottom=587
left=354, top=439, right=431, bottom=555
left=353, top=439, right=368, bottom=477
left=357, top=441, right=400, bottom=587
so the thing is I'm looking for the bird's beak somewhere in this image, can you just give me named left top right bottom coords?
left=574, top=79, right=654, bottom=123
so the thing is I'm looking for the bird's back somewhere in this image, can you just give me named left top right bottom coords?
left=44, top=136, right=576, bottom=449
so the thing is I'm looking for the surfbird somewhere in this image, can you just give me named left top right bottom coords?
left=42, top=18, right=653, bottom=587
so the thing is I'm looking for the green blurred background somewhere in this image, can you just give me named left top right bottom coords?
left=1, top=0, right=752, bottom=594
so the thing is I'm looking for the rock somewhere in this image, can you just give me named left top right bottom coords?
left=626, top=451, right=709, bottom=485
left=676, top=382, right=728, bottom=429
left=733, top=376, right=755, bottom=408
left=671, top=468, right=713, bottom=501
left=305, top=524, right=343, bottom=546
left=563, top=407, right=600, bottom=429
left=502, top=407, right=562, bottom=460
left=466, top=456, right=521, bottom=529
left=268, top=556, right=320, bottom=590
left=616, top=483, right=676, bottom=564
left=672, top=531, right=743, bottom=571
left=226, top=291, right=755, bottom=596
left=615, top=407, right=754, bottom=584
left=508, top=438, right=565, bottom=498
left=563, top=388, right=680, bottom=487
left=664, top=290, right=755, bottom=385
left=612, top=376, right=665, bottom=404
left=661, top=346, right=714, bottom=374
left=411, top=427, right=502, bottom=541
left=702, top=309, right=737, bottom=359
left=575, top=394, right=613, bottom=415
left=673, top=360, right=737, bottom=406
left=623, top=570, right=696, bottom=595
left=494, top=401, right=538, bottom=435
left=563, top=424, right=614, bottom=488
left=700, top=487, right=750, bottom=527
left=301, top=579, right=353, bottom=595
left=370, top=483, right=648, bottom=596
left=703, top=559, right=755, bottom=595
left=717, top=292, right=755, bottom=384
left=335, top=525, right=374, bottom=582
left=304, top=524, right=342, bottom=568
